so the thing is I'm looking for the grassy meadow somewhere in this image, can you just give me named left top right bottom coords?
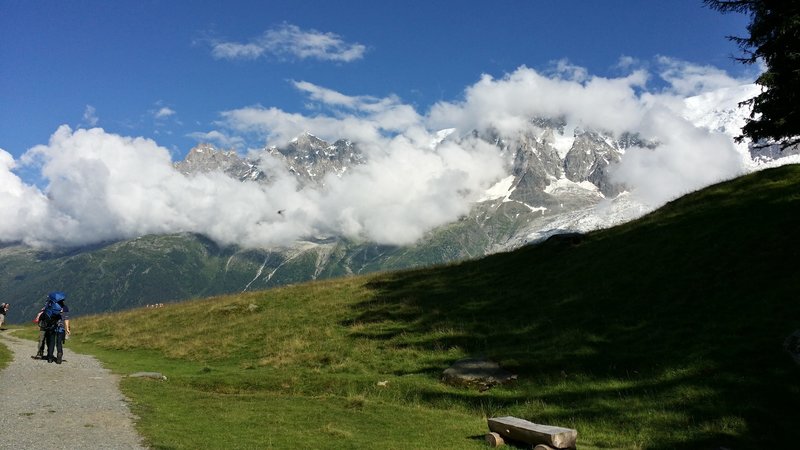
left=10, top=164, right=800, bottom=449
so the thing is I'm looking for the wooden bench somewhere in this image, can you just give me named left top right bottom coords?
left=486, top=416, right=577, bottom=449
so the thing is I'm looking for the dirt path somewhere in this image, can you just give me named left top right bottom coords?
left=0, top=331, right=147, bottom=449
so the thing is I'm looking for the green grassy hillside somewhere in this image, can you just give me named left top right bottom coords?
left=57, top=164, right=800, bottom=449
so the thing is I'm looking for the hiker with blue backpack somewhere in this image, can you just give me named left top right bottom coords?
left=39, top=291, right=71, bottom=364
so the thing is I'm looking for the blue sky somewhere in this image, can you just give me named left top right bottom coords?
left=2, top=0, right=751, bottom=160
left=3, top=1, right=769, bottom=249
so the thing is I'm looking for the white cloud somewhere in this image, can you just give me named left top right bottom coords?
left=10, top=126, right=313, bottom=248
left=2, top=57, right=767, bottom=250
left=615, top=55, right=639, bottom=70
left=211, top=23, right=366, bottom=62
left=428, top=66, right=648, bottom=137
left=317, top=135, right=504, bottom=244
left=222, top=61, right=760, bottom=210
left=154, top=107, right=176, bottom=119
left=0, top=148, right=51, bottom=245
left=211, top=42, right=265, bottom=60
left=293, top=80, right=361, bottom=108
left=656, top=56, right=747, bottom=96
left=549, top=58, right=590, bottom=82
left=220, top=106, right=381, bottom=148
left=82, top=105, right=99, bottom=127
left=5, top=120, right=503, bottom=248
left=219, top=81, right=424, bottom=153
left=609, top=105, right=746, bottom=205
left=186, top=130, right=245, bottom=149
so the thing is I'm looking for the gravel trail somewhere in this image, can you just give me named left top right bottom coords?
left=0, top=331, right=148, bottom=449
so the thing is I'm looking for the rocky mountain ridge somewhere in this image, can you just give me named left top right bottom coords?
left=5, top=90, right=799, bottom=322
left=174, top=143, right=264, bottom=182
left=268, top=133, right=367, bottom=188
left=178, top=124, right=639, bottom=219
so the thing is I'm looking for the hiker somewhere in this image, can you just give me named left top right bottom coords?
left=0, top=302, right=8, bottom=330
left=53, top=299, right=71, bottom=364
left=32, top=307, right=46, bottom=359
left=42, top=292, right=70, bottom=364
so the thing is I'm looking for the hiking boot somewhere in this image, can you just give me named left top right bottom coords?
left=56, top=353, right=63, bottom=364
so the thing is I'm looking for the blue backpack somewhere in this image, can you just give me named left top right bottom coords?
left=40, top=292, right=65, bottom=331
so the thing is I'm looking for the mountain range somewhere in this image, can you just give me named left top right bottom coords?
left=2, top=85, right=798, bottom=323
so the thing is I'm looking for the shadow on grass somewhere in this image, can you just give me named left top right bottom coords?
left=343, top=166, right=800, bottom=449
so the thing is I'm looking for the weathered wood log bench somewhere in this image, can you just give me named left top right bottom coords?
left=486, top=416, right=577, bottom=449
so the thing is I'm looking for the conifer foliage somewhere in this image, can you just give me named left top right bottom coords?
left=705, top=0, right=800, bottom=149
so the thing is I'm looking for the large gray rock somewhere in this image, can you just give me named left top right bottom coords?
left=442, top=357, right=517, bottom=391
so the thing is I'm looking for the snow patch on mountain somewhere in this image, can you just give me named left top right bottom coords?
left=544, top=176, right=601, bottom=196
left=479, top=175, right=515, bottom=202
left=520, top=192, right=648, bottom=245
left=550, top=131, right=576, bottom=159
left=430, top=128, right=456, bottom=149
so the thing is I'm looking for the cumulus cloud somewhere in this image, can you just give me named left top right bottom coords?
left=210, top=23, right=366, bottom=62
left=428, top=64, right=649, bottom=138
left=7, top=126, right=314, bottom=248
left=317, top=136, right=504, bottom=244
left=2, top=57, right=763, bottom=249
left=4, top=118, right=503, bottom=248
left=609, top=105, right=745, bottom=205
left=0, top=148, right=50, bottom=245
